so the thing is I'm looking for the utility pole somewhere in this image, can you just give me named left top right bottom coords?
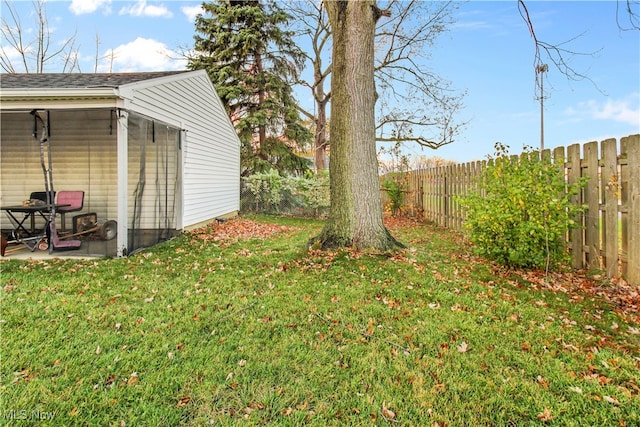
left=536, top=64, right=548, bottom=152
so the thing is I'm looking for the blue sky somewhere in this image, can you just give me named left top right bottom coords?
left=2, top=0, right=638, bottom=163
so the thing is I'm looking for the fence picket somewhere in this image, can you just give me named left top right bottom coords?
left=626, top=135, right=640, bottom=284
left=601, top=139, right=619, bottom=278
left=567, top=144, right=583, bottom=269
left=583, top=141, right=600, bottom=269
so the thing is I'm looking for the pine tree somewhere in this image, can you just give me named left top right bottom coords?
left=189, top=0, right=311, bottom=176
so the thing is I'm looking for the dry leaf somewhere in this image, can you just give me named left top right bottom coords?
left=127, top=372, right=138, bottom=385
left=177, top=396, right=190, bottom=407
left=603, top=395, right=620, bottom=405
left=569, top=386, right=583, bottom=394
left=457, top=341, right=469, bottom=353
left=537, top=408, right=553, bottom=422
left=381, top=402, right=396, bottom=420
left=365, top=318, right=375, bottom=336
left=282, top=407, right=293, bottom=416
left=536, top=376, right=549, bottom=389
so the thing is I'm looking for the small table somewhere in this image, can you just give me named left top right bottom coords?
left=1, top=204, right=69, bottom=238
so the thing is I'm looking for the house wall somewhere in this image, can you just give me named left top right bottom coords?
left=0, top=109, right=118, bottom=232
left=120, top=70, right=241, bottom=228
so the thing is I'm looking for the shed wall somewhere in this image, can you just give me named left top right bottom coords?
left=123, top=71, right=240, bottom=227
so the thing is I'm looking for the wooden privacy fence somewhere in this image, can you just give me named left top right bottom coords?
left=396, top=134, right=639, bottom=286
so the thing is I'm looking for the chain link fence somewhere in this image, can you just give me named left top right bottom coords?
left=239, top=172, right=330, bottom=218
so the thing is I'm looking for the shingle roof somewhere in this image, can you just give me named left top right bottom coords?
left=0, top=71, right=191, bottom=89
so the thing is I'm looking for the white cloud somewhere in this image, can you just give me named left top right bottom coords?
left=119, top=1, right=173, bottom=18
left=181, top=5, right=203, bottom=22
left=98, top=37, right=186, bottom=72
left=564, top=94, right=640, bottom=127
left=69, top=0, right=111, bottom=15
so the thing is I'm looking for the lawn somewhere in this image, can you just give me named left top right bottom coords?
left=1, top=216, right=638, bottom=426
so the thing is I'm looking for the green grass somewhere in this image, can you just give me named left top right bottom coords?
left=1, top=216, right=639, bottom=426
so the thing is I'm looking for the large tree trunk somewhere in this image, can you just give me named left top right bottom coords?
left=312, top=0, right=402, bottom=251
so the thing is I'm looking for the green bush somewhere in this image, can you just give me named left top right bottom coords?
left=382, top=173, right=407, bottom=216
left=244, top=169, right=284, bottom=213
left=242, top=170, right=329, bottom=216
left=460, top=143, right=586, bottom=270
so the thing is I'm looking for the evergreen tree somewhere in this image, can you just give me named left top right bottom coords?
left=188, top=0, right=311, bottom=176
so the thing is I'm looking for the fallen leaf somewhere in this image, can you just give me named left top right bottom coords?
left=177, top=396, right=190, bottom=407
left=569, top=386, right=583, bottom=394
left=381, top=402, right=396, bottom=420
left=127, top=372, right=138, bottom=385
left=536, top=376, right=549, bottom=389
left=282, top=407, right=293, bottom=416
left=603, top=395, right=620, bottom=405
left=365, top=318, right=375, bottom=336
left=537, top=408, right=553, bottom=422
left=457, top=341, right=469, bottom=353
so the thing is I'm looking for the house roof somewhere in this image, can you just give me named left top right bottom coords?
left=0, top=71, right=191, bottom=89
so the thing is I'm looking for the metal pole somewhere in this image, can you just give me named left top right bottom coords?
left=540, top=71, right=544, bottom=152
left=537, top=64, right=548, bottom=153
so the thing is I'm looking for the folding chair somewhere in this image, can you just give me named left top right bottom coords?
left=50, top=220, right=81, bottom=251
left=56, top=191, right=84, bottom=232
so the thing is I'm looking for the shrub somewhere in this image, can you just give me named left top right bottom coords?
left=244, top=169, right=284, bottom=213
left=460, top=143, right=586, bottom=271
left=242, top=170, right=329, bottom=217
left=285, top=170, right=330, bottom=216
left=382, top=173, right=407, bottom=216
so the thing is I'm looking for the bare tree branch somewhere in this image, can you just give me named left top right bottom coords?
left=517, top=0, right=603, bottom=97
left=1, top=0, right=80, bottom=73
left=373, top=1, right=465, bottom=151
left=616, top=0, right=640, bottom=31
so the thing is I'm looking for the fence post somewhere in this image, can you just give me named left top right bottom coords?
left=601, top=139, right=619, bottom=278
left=583, top=141, right=600, bottom=269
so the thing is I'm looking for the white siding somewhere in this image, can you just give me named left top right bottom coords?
left=1, top=70, right=240, bottom=240
left=121, top=70, right=240, bottom=227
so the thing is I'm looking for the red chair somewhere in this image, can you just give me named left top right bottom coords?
left=56, top=191, right=84, bottom=232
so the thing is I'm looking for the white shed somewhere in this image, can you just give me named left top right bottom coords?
left=0, top=70, right=240, bottom=257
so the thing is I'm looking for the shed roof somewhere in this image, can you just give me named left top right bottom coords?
left=0, top=71, right=191, bottom=89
